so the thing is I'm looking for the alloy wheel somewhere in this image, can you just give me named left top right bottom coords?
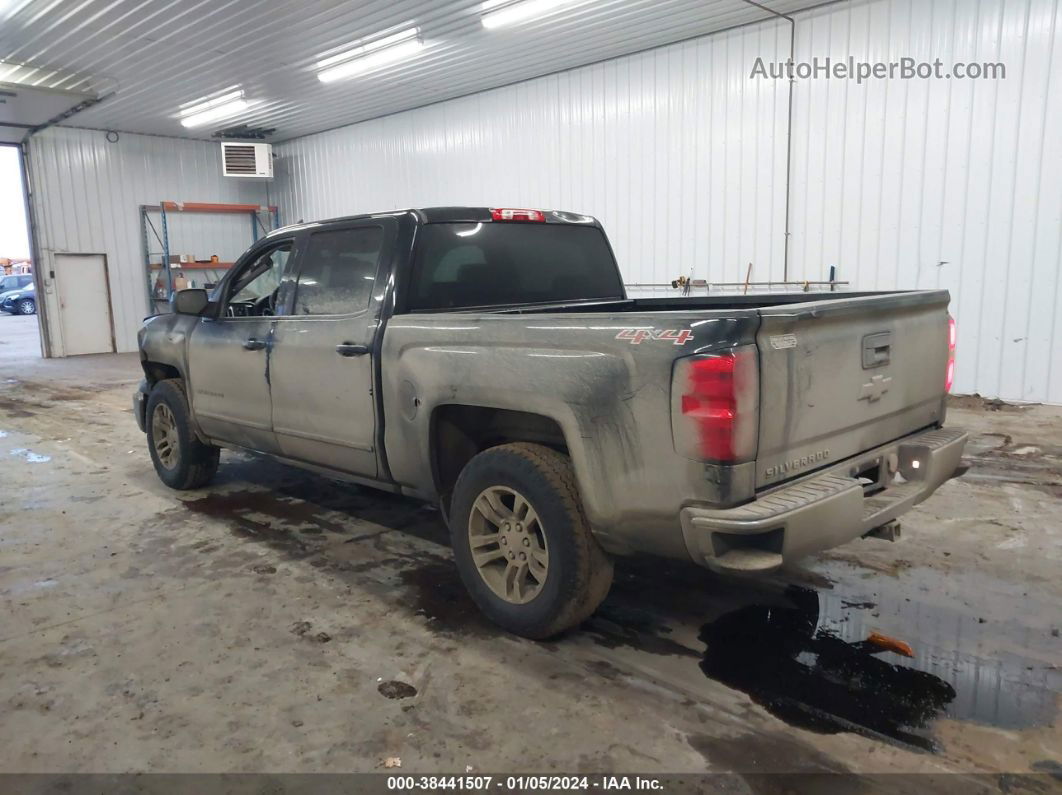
left=468, top=485, right=549, bottom=604
left=151, top=403, right=180, bottom=470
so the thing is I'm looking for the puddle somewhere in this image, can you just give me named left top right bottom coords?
left=585, top=603, right=699, bottom=659
left=697, top=585, right=1059, bottom=751
left=181, top=462, right=447, bottom=544
left=0, top=393, right=51, bottom=417
left=183, top=486, right=488, bottom=634
left=577, top=553, right=1059, bottom=753
left=184, top=488, right=350, bottom=536
left=10, top=448, right=51, bottom=463
left=178, top=477, right=450, bottom=574
left=700, top=587, right=953, bottom=750
left=175, top=467, right=482, bottom=635
left=397, top=557, right=492, bottom=637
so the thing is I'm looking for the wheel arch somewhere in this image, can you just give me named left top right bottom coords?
left=141, top=360, right=182, bottom=385
left=429, top=404, right=570, bottom=516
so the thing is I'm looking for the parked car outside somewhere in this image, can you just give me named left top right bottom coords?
left=1, top=282, right=36, bottom=315
left=0, top=274, right=33, bottom=294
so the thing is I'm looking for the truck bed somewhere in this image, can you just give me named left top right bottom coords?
left=490, top=291, right=924, bottom=314
left=483, top=289, right=953, bottom=490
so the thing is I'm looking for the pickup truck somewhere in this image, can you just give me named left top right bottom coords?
left=134, top=206, right=967, bottom=638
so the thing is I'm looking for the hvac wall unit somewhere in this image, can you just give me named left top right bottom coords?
left=221, top=142, right=273, bottom=178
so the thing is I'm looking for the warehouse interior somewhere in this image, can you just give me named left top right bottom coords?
left=1, top=0, right=1060, bottom=787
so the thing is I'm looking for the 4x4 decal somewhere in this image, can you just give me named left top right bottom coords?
left=615, top=328, right=693, bottom=345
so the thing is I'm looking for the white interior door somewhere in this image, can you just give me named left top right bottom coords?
left=53, top=253, right=114, bottom=356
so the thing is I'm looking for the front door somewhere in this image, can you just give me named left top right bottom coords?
left=187, top=238, right=295, bottom=453
left=269, top=222, right=390, bottom=476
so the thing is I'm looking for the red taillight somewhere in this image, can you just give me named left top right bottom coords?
left=490, top=207, right=545, bottom=222
left=683, top=356, right=738, bottom=460
left=946, top=316, right=956, bottom=392
left=672, top=347, right=758, bottom=463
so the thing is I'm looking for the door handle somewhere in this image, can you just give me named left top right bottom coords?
left=243, top=338, right=267, bottom=351
left=861, top=331, right=892, bottom=369
left=336, top=342, right=369, bottom=357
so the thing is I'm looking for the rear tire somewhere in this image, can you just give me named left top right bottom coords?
left=449, top=442, right=613, bottom=639
left=146, top=379, right=219, bottom=490
left=17, top=298, right=35, bottom=315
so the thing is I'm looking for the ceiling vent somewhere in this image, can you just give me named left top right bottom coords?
left=221, top=141, right=273, bottom=178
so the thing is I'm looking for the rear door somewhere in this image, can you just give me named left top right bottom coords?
left=754, top=291, right=950, bottom=488
left=269, top=220, right=394, bottom=476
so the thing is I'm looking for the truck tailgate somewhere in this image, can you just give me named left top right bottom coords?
left=755, top=291, right=951, bottom=489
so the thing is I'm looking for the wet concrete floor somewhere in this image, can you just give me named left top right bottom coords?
left=0, top=346, right=1059, bottom=781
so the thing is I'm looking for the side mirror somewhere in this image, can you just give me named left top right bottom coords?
left=171, top=288, right=209, bottom=316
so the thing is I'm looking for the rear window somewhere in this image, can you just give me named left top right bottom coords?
left=406, top=222, right=623, bottom=311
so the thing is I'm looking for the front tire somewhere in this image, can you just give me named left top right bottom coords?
left=146, top=379, right=220, bottom=490
left=17, top=298, right=35, bottom=315
left=449, top=442, right=613, bottom=639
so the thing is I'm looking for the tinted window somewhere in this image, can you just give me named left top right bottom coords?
left=294, top=227, right=383, bottom=315
left=407, top=223, right=623, bottom=311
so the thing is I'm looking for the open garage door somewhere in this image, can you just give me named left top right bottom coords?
left=53, top=253, right=115, bottom=355
left=0, top=82, right=96, bottom=144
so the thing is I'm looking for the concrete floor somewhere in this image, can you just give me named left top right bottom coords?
left=0, top=311, right=1059, bottom=780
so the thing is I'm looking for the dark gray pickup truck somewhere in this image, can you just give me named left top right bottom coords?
left=134, top=206, right=966, bottom=638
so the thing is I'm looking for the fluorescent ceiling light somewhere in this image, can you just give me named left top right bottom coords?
left=179, top=88, right=244, bottom=118
left=317, top=28, right=419, bottom=69
left=178, top=88, right=254, bottom=127
left=481, top=0, right=575, bottom=29
left=317, top=27, right=423, bottom=83
left=180, top=99, right=250, bottom=128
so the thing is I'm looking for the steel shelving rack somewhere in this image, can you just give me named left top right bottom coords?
left=141, top=201, right=280, bottom=314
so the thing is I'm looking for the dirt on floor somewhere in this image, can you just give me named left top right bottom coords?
left=0, top=345, right=1059, bottom=785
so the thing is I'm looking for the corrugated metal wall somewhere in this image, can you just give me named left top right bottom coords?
left=26, top=127, right=269, bottom=355
left=273, top=0, right=1062, bottom=404
left=789, top=0, right=1062, bottom=403
left=277, top=19, right=793, bottom=294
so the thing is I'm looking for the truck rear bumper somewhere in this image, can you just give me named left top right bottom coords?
left=679, top=426, right=967, bottom=572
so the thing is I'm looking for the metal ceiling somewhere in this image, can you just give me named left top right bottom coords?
left=0, top=0, right=827, bottom=142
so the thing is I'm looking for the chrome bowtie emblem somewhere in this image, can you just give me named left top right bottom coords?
left=859, top=374, right=892, bottom=402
